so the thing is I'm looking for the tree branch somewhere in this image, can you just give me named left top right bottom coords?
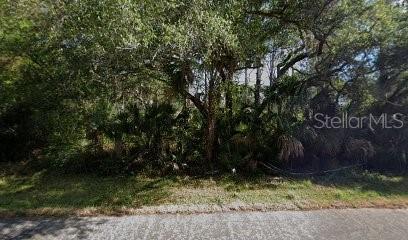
left=183, top=89, right=208, bottom=118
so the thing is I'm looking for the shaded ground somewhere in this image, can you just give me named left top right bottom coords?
left=1, top=209, right=408, bottom=240
left=1, top=167, right=408, bottom=216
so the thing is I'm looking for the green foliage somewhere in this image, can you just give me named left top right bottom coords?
left=0, top=0, right=407, bottom=174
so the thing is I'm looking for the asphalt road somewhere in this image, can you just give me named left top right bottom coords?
left=1, top=209, right=408, bottom=240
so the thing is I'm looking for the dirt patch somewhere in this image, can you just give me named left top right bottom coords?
left=1, top=201, right=408, bottom=218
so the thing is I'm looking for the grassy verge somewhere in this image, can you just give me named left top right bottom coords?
left=1, top=169, right=407, bottom=217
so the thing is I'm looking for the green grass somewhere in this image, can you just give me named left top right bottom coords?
left=1, top=169, right=408, bottom=216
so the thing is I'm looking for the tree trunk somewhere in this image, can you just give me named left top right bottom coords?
left=225, top=78, right=233, bottom=117
left=205, top=109, right=217, bottom=166
left=87, top=128, right=104, bottom=154
left=244, top=68, right=249, bottom=103
left=205, top=77, right=217, bottom=165
left=114, top=138, right=124, bottom=158
left=255, top=59, right=262, bottom=107
left=204, top=71, right=208, bottom=104
left=244, top=68, right=249, bottom=86
left=269, top=49, right=276, bottom=87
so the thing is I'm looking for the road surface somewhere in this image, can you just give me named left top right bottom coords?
left=1, top=209, right=408, bottom=240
